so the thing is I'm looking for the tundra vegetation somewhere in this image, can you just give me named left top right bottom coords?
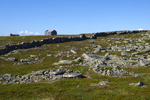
left=0, top=31, right=150, bottom=100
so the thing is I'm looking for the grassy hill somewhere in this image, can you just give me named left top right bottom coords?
left=0, top=32, right=150, bottom=100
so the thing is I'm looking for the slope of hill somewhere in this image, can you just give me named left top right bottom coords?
left=0, top=30, right=150, bottom=100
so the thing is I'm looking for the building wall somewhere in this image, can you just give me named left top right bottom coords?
left=45, top=30, right=57, bottom=35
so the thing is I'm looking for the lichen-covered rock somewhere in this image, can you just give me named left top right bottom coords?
left=53, top=60, right=73, bottom=65
left=71, top=49, right=77, bottom=54
left=99, top=81, right=109, bottom=85
left=129, top=81, right=147, bottom=87
left=74, top=57, right=82, bottom=62
left=121, top=52, right=130, bottom=56
left=63, top=73, right=83, bottom=78
left=20, top=59, right=30, bottom=62
left=5, top=57, right=17, bottom=61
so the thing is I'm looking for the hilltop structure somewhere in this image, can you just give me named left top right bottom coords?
left=10, top=33, right=19, bottom=36
left=45, top=30, right=57, bottom=35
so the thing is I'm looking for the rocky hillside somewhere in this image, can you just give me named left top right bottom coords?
left=0, top=30, right=150, bottom=99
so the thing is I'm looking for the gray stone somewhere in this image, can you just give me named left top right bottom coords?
left=82, top=53, right=104, bottom=61
left=129, top=81, right=147, bottom=87
left=99, top=81, right=109, bottom=85
left=63, top=73, right=83, bottom=78
left=121, top=52, right=130, bottom=56
left=105, top=52, right=110, bottom=57
left=35, top=58, right=39, bottom=61
left=20, top=59, right=29, bottom=62
left=95, top=64, right=100, bottom=68
left=47, top=54, right=53, bottom=57
left=74, top=57, right=82, bottom=62
left=142, top=48, right=150, bottom=52
left=92, top=45, right=97, bottom=48
left=71, top=49, right=77, bottom=54
left=138, top=60, right=150, bottom=67
left=6, top=57, right=17, bottom=61
left=3, top=73, right=12, bottom=78
left=0, top=76, right=3, bottom=80
left=53, top=60, right=73, bottom=65
left=34, top=70, right=46, bottom=76
left=30, top=55, right=37, bottom=57
left=131, top=52, right=139, bottom=56
left=93, top=45, right=103, bottom=53
left=8, top=50, right=20, bottom=55
left=49, top=69, right=66, bottom=75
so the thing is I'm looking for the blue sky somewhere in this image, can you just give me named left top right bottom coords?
left=0, top=0, right=150, bottom=36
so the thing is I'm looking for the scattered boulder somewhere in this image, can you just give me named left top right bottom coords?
left=71, top=49, right=77, bottom=54
left=1, top=68, right=83, bottom=84
left=99, top=81, right=109, bottom=85
left=63, top=72, right=83, bottom=78
left=129, top=81, right=147, bottom=87
left=20, top=59, right=30, bottom=62
left=74, top=57, right=82, bottom=62
left=30, top=55, right=37, bottom=57
left=82, top=53, right=104, bottom=61
left=121, top=52, right=130, bottom=56
left=5, top=57, right=17, bottom=61
left=49, top=69, right=66, bottom=75
left=53, top=60, right=73, bottom=65
left=47, top=54, right=53, bottom=57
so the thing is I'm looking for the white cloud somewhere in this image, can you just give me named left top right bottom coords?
left=20, top=31, right=24, bottom=34
left=18, top=30, right=41, bottom=36
left=34, top=32, right=40, bottom=35
left=29, top=32, right=34, bottom=35
left=25, top=30, right=28, bottom=34
left=138, top=28, right=144, bottom=30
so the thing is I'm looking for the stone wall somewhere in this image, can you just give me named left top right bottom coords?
left=0, top=30, right=149, bottom=55
left=91, top=30, right=149, bottom=39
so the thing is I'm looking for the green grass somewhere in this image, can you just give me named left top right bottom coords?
left=1, top=32, right=150, bottom=99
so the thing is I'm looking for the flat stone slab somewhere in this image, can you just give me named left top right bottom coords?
left=129, top=81, right=147, bottom=87
left=53, top=60, right=73, bottom=65
left=82, top=53, right=104, bottom=61
left=49, top=69, right=66, bottom=75
left=63, top=73, right=83, bottom=78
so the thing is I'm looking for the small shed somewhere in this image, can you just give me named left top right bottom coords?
left=10, top=33, right=19, bottom=36
left=45, top=30, right=57, bottom=35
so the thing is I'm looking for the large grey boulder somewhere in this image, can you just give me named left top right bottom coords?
left=142, top=48, right=150, bottom=52
left=129, top=81, right=147, bottom=87
left=63, top=73, right=83, bottom=78
left=82, top=53, right=104, bottom=61
left=49, top=69, right=66, bottom=75
left=138, top=60, right=150, bottom=67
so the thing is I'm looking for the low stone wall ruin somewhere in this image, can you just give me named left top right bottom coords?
left=0, top=30, right=149, bottom=55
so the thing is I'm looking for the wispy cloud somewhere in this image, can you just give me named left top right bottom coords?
left=18, top=30, right=41, bottom=36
